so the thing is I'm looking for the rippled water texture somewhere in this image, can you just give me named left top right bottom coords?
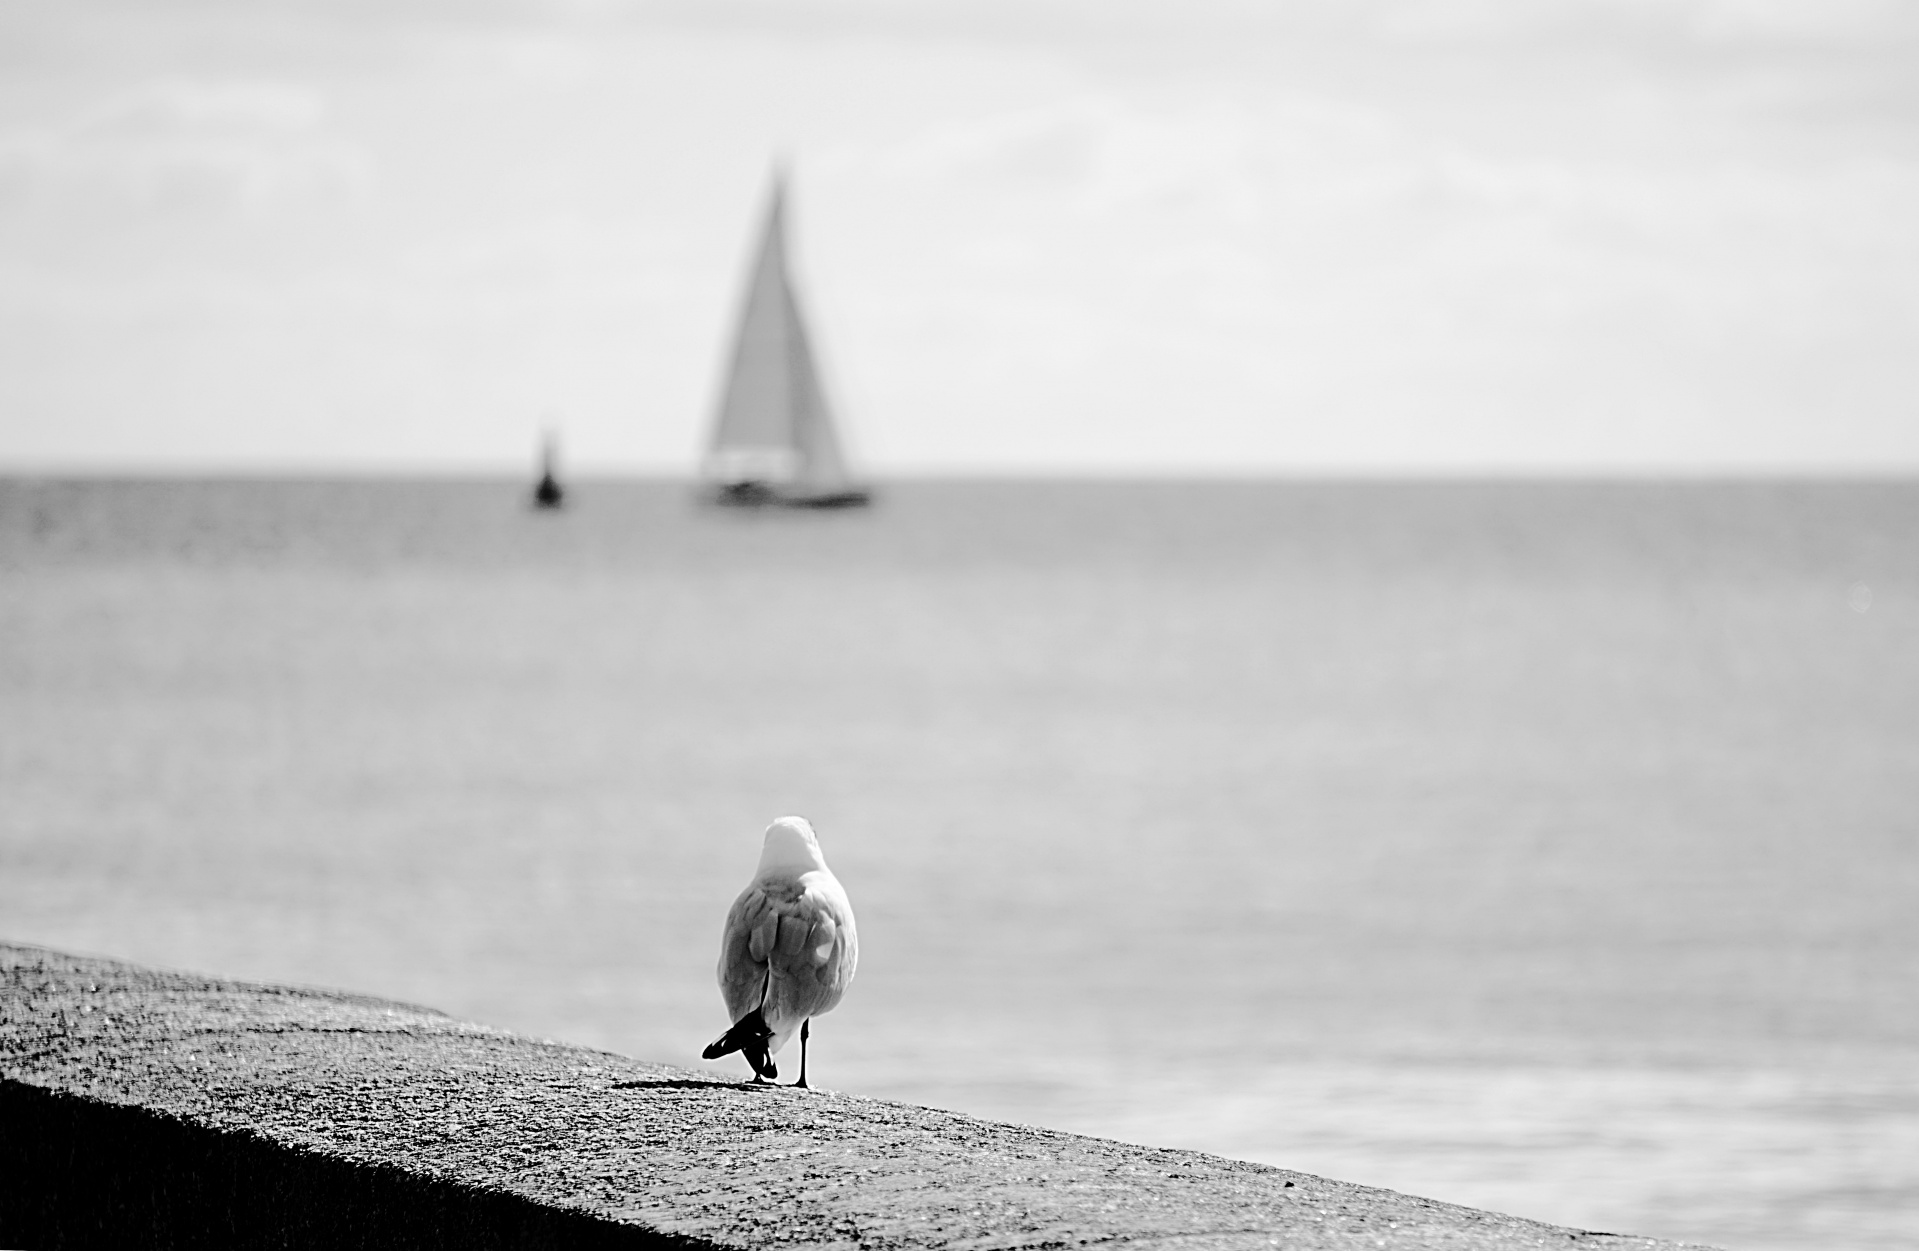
left=3, top=479, right=1914, bottom=1249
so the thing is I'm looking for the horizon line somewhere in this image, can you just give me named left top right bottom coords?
left=4, top=464, right=1918, bottom=484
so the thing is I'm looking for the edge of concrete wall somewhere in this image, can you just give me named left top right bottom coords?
left=1, top=943, right=1718, bottom=1250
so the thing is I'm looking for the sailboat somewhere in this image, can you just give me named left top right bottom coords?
left=702, top=171, right=871, bottom=509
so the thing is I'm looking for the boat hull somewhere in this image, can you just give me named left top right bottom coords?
left=709, top=481, right=871, bottom=510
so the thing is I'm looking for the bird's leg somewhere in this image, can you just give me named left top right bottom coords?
left=793, top=1019, right=810, bottom=1089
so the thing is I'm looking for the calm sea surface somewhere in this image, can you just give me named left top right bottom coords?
left=2, top=478, right=1915, bottom=1249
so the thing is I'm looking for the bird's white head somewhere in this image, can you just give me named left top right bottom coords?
left=756, top=815, right=830, bottom=877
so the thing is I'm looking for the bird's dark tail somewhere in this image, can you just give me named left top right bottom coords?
left=702, top=1008, right=778, bottom=1080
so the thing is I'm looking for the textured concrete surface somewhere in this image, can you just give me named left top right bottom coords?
left=1, top=943, right=1719, bottom=1250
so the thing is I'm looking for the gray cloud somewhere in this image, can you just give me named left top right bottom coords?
left=0, top=79, right=372, bottom=224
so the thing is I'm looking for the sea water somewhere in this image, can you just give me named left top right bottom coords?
left=2, top=478, right=1914, bottom=1249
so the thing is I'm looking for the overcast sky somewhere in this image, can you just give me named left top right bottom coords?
left=2, top=0, right=1915, bottom=474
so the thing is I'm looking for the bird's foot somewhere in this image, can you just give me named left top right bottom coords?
left=791, top=1077, right=810, bottom=1090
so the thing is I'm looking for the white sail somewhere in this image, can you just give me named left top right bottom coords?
left=704, top=172, right=867, bottom=506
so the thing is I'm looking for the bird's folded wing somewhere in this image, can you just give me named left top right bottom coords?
left=762, top=879, right=858, bottom=1021
left=804, top=878, right=857, bottom=986
left=717, top=886, right=777, bottom=1023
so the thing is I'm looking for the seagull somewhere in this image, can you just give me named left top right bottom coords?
left=701, top=816, right=858, bottom=1088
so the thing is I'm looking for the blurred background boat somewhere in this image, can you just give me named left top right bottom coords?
left=532, top=430, right=565, bottom=511
left=702, top=174, right=871, bottom=511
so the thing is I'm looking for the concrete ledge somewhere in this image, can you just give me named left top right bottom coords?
left=2, top=943, right=1714, bottom=1250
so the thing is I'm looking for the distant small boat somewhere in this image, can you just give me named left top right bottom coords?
left=703, top=171, right=871, bottom=509
left=532, top=431, right=565, bottom=509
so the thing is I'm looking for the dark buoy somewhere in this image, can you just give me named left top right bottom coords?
left=532, top=430, right=565, bottom=510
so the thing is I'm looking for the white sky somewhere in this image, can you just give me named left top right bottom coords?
left=1, top=0, right=1915, bottom=474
